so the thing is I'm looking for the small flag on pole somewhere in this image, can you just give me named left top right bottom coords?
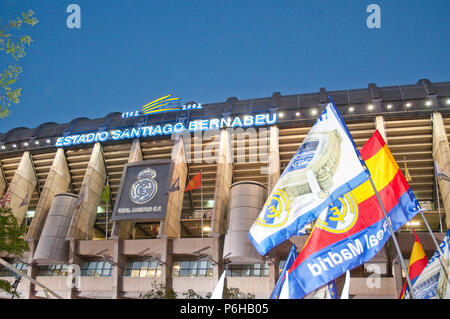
left=404, top=157, right=412, bottom=182
left=185, top=173, right=202, bottom=192
left=435, top=161, right=450, bottom=182
left=19, top=192, right=29, bottom=207
left=101, top=185, right=110, bottom=204
left=400, top=230, right=428, bottom=299
left=0, top=191, right=11, bottom=207
left=165, top=177, right=180, bottom=195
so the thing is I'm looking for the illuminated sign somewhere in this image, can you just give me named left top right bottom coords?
left=55, top=113, right=277, bottom=147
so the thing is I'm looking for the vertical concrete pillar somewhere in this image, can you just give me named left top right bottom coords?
left=267, top=126, right=280, bottom=193
left=211, top=237, right=223, bottom=283
left=66, top=142, right=107, bottom=240
left=26, top=148, right=71, bottom=241
left=268, top=256, right=279, bottom=294
left=211, top=129, right=233, bottom=237
left=23, top=241, right=39, bottom=299
left=5, top=151, right=37, bottom=224
left=160, top=237, right=173, bottom=291
left=112, top=239, right=126, bottom=299
left=111, top=139, right=142, bottom=239
left=375, top=116, right=387, bottom=142
left=432, top=112, right=450, bottom=229
left=159, top=136, right=188, bottom=238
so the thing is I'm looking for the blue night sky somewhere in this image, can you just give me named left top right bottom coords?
left=0, top=0, right=449, bottom=132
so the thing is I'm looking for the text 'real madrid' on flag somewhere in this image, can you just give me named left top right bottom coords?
left=248, top=101, right=370, bottom=256
left=284, top=130, right=420, bottom=299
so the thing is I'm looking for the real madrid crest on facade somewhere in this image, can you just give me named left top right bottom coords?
left=130, top=168, right=158, bottom=204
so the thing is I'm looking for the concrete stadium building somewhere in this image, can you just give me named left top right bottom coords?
left=0, top=79, right=450, bottom=299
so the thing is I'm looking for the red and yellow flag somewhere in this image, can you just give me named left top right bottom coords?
left=399, top=229, right=428, bottom=299
left=185, top=172, right=202, bottom=192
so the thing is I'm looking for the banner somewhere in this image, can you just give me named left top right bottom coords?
left=111, top=160, right=173, bottom=221
left=286, top=130, right=420, bottom=298
left=407, top=229, right=450, bottom=299
left=249, top=101, right=369, bottom=256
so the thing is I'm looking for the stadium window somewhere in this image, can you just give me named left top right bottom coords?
left=123, top=261, right=161, bottom=278
left=80, top=261, right=112, bottom=277
left=0, top=262, right=28, bottom=277
left=226, top=263, right=269, bottom=277
left=38, top=265, right=68, bottom=276
left=172, top=261, right=213, bottom=278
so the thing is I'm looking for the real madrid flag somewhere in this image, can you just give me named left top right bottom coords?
left=248, top=101, right=370, bottom=256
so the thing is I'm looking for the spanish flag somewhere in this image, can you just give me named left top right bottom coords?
left=185, top=172, right=202, bottom=192
left=399, top=229, right=428, bottom=299
left=286, top=130, right=420, bottom=299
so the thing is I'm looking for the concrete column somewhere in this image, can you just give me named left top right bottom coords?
left=159, top=136, right=188, bottom=238
left=112, top=239, right=126, bottom=299
left=160, top=237, right=173, bottom=291
left=5, top=151, right=37, bottom=224
left=375, top=115, right=387, bottom=142
left=23, top=241, right=39, bottom=299
left=211, top=237, right=223, bottom=283
left=267, top=125, right=280, bottom=193
left=432, top=112, right=450, bottom=229
left=66, top=142, right=107, bottom=240
left=0, top=164, right=6, bottom=196
left=211, top=129, right=233, bottom=237
left=268, top=256, right=279, bottom=294
left=111, top=139, right=142, bottom=239
left=26, top=148, right=71, bottom=241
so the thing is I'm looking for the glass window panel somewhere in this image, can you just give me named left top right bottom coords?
left=180, top=261, right=190, bottom=269
left=206, top=268, right=213, bottom=277
left=139, top=269, right=148, bottom=277
left=198, top=261, right=207, bottom=269
left=132, top=262, right=141, bottom=269
left=124, top=268, right=132, bottom=276
left=87, top=262, right=97, bottom=270
left=180, top=269, right=189, bottom=277
left=130, top=269, right=140, bottom=277
left=149, top=261, right=158, bottom=269
left=148, top=269, right=156, bottom=278
left=242, top=265, right=251, bottom=277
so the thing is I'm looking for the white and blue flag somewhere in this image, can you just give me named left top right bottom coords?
left=249, top=101, right=369, bottom=256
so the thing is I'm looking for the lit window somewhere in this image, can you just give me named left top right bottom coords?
left=172, top=261, right=213, bottom=278
left=80, top=261, right=112, bottom=277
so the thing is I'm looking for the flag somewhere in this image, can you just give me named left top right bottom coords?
left=0, top=191, right=11, bottom=207
left=399, top=229, right=428, bottom=298
left=249, top=101, right=370, bottom=256
left=407, top=229, right=450, bottom=299
left=101, top=185, right=110, bottom=204
left=270, top=244, right=297, bottom=299
left=19, top=192, right=29, bottom=207
left=74, top=187, right=87, bottom=209
left=185, top=173, right=202, bottom=192
left=404, top=158, right=412, bottom=182
left=340, top=270, right=351, bottom=299
left=165, top=177, right=180, bottom=195
left=284, top=130, right=420, bottom=299
left=210, top=270, right=226, bottom=299
left=311, top=280, right=339, bottom=299
left=435, top=161, right=450, bottom=182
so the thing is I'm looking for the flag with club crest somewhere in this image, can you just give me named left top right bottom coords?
left=249, top=101, right=370, bottom=256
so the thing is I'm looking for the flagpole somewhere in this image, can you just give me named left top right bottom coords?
left=417, top=210, right=450, bottom=285
left=366, top=173, right=417, bottom=299
left=201, top=169, right=203, bottom=238
left=434, top=161, right=443, bottom=233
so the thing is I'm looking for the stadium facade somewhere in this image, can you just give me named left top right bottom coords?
left=0, top=79, right=449, bottom=299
